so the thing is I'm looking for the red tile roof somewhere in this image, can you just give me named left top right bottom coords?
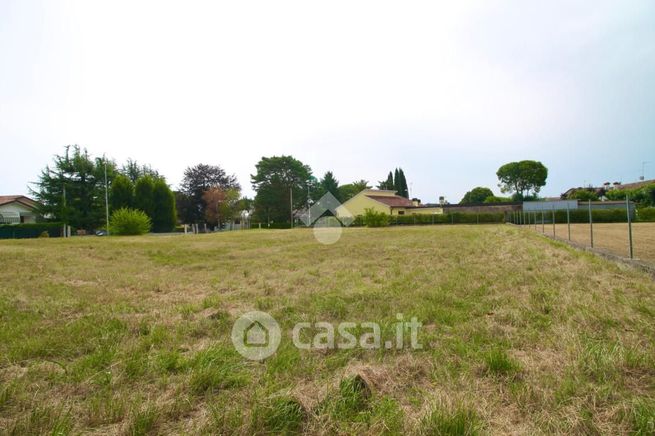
left=0, top=195, right=38, bottom=208
left=365, top=194, right=415, bottom=208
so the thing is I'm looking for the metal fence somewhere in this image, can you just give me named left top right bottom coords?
left=509, top=197, right=655, bottom=264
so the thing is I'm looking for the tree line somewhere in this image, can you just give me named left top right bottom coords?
left=459, top=160, right=549, bottom=204
left=32, top=147, right=558, bottom=230
left=31, top=146, right=178, bottom=232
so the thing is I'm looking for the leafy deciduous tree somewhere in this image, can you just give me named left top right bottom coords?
left=179, top=164, right=240, bottom=224
left=251, top=155, right=312, bottom=223
left=496, top=160, right=548, bottom=200
left=339, top=180, right=371, bottom=201
left=460, top=187, right=494, bottom=204
left=202, top=187, right=240, bottom=228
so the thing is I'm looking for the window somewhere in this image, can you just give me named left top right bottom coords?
left=398, top=211, right=405, bottom=215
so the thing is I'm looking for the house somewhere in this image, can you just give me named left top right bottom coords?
left=0, top=196, right=40, bottom=224
left=335, top=189, right=443, bottom=218
left=561, top=179, right=655, bottom=199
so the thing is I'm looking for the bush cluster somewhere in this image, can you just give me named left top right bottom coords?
left=109, top=208, right=151, bottom=235
left=637, top=207, right=655, bottom=222
left=391, top=212, right=505, bottom=225
left=363, top=209, right=390, bottom=227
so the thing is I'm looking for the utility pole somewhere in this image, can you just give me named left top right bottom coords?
left=104, top=155, right=110, bottom=235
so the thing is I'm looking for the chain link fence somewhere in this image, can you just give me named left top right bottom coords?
left=510, top=197, right=655, bottom=266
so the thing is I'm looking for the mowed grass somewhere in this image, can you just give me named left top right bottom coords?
left=0, top=225, right=654, bottom=435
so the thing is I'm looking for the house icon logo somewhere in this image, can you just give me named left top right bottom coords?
left=244, top=320, right=268, bottom=347
left=298, top=192, right=354, bottom=245
left=231, top=311, right=281, bottom=360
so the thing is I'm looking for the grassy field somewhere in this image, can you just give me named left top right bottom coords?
left=1, top=225, right=654, bottom=435
left=525, top=222, right=655, bottom=265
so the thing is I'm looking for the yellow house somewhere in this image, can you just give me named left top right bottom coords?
left=335, top=189, right=443, bottom=218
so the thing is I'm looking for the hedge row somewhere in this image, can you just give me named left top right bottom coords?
left=514, top=209, right=634, bottom=224
left=637, top=207, right=655, bottom=222
left=0, top=222, right=63, bottom=239
left=348, top=212, right=505, bottom=227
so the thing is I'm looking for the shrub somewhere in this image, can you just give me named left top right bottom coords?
left=363, top=209, right=390, bottom=227
left=109, top=208, right=151, bottom=235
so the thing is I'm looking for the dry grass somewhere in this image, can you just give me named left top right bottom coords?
left=0, top=225, right=654, bottom=435
left=526, top=222, right=655, bottom=265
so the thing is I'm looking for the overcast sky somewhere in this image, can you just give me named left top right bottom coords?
left=1, top=0, right=654, bottom=202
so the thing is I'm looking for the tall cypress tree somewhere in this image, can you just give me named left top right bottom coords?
left=318, top=171, right=341, bottom=201
left=152, top=178, right=177, bottom=232
left=397, top=168, right=409, bottom=198
left=110, top=174, right=134, bottom=211
left=134, top=175, right=156, bottom=218
left=376, top=171, right=394, bottom=190
left=393, top=168, right=401, bottom=194
left=385, top=171, right=394, bottom=190
left=30, top=145, right=116, bottom=230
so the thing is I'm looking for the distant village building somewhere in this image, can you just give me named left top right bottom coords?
left=0, top=196, right=40, bottom=224
left=561, top=178, right=655, bottom=199
left=336, top=189, right=443, bottom=218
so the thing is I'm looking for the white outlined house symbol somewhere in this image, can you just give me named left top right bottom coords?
left=299, top=192, right=354, bottom=227
left=244, top=320, right=269, bottom=347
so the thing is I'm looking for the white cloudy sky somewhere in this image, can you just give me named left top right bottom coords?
left=1, top=0, right=654, bottom=202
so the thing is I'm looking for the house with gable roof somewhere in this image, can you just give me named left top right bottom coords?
left=335, top=189, right=443, bottom=218
left=0, top=195, right=41, bottom=224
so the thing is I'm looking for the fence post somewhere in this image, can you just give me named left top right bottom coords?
left=566, top=203, right=571, bottom=241
left=552, top=208, right=555, bottom=236
left=534, top=212, right=537, bottom=230
left=626, top=195, right=633, bottom=259
left=588, top=200, right=594, bottom=248
left=476, top=213, right=479, bottom=225
left=541, top=211, right=545, bottom=233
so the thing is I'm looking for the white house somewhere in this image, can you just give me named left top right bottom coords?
left=0, top=196, right=40, bottom=224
